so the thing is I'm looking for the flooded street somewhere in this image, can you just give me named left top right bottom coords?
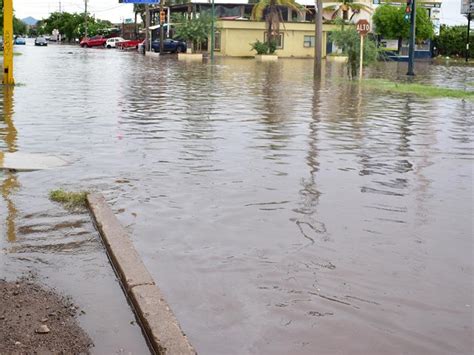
left=1, top=43, right=473, bottom=354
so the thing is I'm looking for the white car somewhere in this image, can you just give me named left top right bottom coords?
left=105, top=37, right=125, bottom=48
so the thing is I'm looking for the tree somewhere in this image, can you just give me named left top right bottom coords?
left=173, top=13, right=213, bottom=52
left=251, top=0, right=304, bottom=46
left=434, top=24, right=474, bottom=57
left=314, top=0, right=323, bottom=77
left=325, top=0, right=373, bottom=22
left=133, top=4, right=147, bottom=25
left=13, top=17, right=26, bottom=34
left=372, top=4, right=434, bottom=53
left=330, top=27, right=378, bottom=78
left=0, top=0, right=28, bottom=34
left=40, top=12, right=113, bottom=41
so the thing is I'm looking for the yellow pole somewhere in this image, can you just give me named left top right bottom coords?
left=3, top=0, right=15, bottom=85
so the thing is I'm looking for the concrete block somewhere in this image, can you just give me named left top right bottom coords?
left=87, top=194, right=155, bottom=289
left=87, top=193, right=196, bottom=354
left=131, top=285, right=196, bottom=355
left=147, top=51, right=161, bottom=58
left=326, top=55, right=348, bottom=63
left=255, top=54, right=278, bottom=61
left=178, top=53, right=203, bottom=61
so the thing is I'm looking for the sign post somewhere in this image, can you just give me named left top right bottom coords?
left=461, top=0, right=474, bottom=62
left=356, top=19, right=370, bottom=79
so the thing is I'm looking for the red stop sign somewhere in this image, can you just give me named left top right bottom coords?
left=356, top=19, right=370, bottom=35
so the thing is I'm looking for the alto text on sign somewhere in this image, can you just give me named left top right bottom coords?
left=356, top=20, right=370, bottom=36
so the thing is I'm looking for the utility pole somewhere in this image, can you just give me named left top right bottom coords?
left=314, top=0, right=323, bottom=78
left=210, top=0, right=215, bottom=61
left=407, top=0, right=416, bottom=76
left=466, top=12, right=471, bottom=62
left=159, top=1, right=164, bottom=54
left=84, top=0, right=88, bottom=38
left=2, top=0, right=15, bottom=85
left=145, top=4, right=150, bottom=52
left=59, top=1, right=61, bottom=13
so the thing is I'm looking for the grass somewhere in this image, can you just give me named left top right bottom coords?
left=361, top=79, right=474, bottom=100
left=0, top=52, right=23, bottom=56
left=49, top=189, right=88, bottom=209
left=432, top=56, right=474, bottom=67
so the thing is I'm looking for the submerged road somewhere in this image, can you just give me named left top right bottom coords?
left=1, top=42, right=473, bottom=354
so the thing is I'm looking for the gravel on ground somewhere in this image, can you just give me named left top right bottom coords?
left=0, top=277, right=92, bottom=354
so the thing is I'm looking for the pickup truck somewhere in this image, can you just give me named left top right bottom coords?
left=116, top=39, right=142, bottom=50
left=80, top=36, right=107, bottom=48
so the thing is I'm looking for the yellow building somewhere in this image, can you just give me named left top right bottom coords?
left=215, top=20, right=339, bottom=58
left=169, top=0, right=443, bottom=58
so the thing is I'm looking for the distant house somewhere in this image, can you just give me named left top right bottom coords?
left=147, top=0, right=338, bottom=57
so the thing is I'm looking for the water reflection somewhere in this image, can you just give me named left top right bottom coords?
left=0, top=86, right=19, bottom=242
left=293, top=78, right=327, bottom=243
left=256, top=63, right=296, bottom=163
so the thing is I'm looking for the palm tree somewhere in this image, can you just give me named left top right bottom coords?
left=133, top=4, right=147, bottom=25
left=251, top=0, right=305, bottom=47
left=325, top=0, right=373, bottom=24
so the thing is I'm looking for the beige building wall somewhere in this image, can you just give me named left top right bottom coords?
left=215, top=20, right=339, bottom=58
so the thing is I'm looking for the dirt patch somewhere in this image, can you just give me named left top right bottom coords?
left=0, top=278, right=93, bottom=354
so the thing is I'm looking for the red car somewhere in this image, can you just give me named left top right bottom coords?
left=80, top=36, right=107, bottom=48
left=116, top=39, right=142, bottom=50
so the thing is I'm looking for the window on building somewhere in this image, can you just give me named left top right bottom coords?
left=264, top=32, right=284, bottom=49
left=214, top=31, right=221, bottom=51
left=304, top=35, right=315, bottom=48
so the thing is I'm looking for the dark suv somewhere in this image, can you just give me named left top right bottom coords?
left=151, top=39, right=187, bottom=53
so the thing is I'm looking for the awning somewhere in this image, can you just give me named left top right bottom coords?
left=149, top=24, right=171, bottom=30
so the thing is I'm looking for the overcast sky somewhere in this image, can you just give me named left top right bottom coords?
left=13, top=0, right=470, bottom=25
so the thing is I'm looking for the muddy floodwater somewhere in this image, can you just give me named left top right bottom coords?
left=1, top=43, right=473, bottom=354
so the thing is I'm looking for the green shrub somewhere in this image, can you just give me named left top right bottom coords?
left=268, top=40, right=277, bottom=54
left=250, top=40, right=277, bottom=55
left=434, top=25, right=474, bottom=57
left=330, top=27, right=379, bottom=78
left=251, top=40, right=268, bottom=55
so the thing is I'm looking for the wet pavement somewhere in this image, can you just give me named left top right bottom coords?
left=1, top=42, right=473, bottom=354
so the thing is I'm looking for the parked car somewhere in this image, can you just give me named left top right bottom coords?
left=116, top=39, right=142, bottom=50
left=80, top=36, right=107, bottom=48
left=151, top=38, right=186, bottom=53
left=105, top=37, right=125, bottom=48
left=35, top=37, right=48, bottom=46
left=14, top=37, right=26, bottom=45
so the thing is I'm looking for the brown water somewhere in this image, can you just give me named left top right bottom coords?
left=1, top=43, right=473, bottom=354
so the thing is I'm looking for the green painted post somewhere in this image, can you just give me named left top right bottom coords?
left=407, top=0, right=416, bottom=76
left=211, top=0, right=215, bottom=61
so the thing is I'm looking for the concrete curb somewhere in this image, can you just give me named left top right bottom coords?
left=146, top=52, right=161, bottom=58
left=87, top=193, right=196, bottom=355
